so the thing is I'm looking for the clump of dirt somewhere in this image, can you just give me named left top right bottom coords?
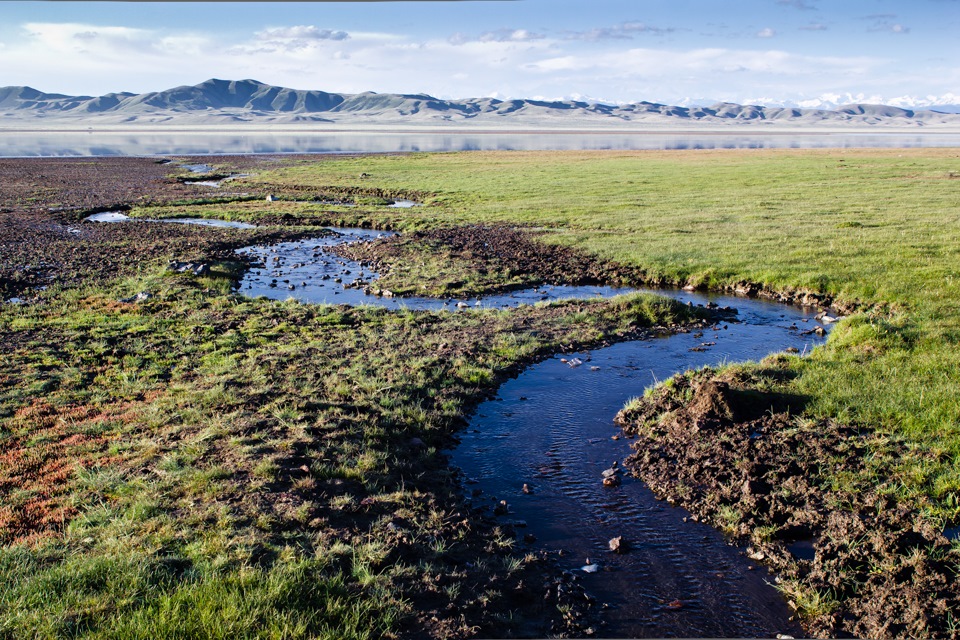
left=332, top=224, right=646, bottom=297
left=616, top=366, right=960, bottom=638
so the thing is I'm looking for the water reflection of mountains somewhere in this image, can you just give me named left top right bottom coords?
left=4, top=131, right=960, bottom=157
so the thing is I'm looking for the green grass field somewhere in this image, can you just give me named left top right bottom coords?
left=240, top=148, right=960, bottom=519
left=4, top=147, right=960, bottom=637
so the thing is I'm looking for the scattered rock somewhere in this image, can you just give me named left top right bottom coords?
left=608, top=536, right=629, bottom=554
left=168, top=260, right=210, bottom=276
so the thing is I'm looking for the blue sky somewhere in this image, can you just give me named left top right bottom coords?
left=0, top=0, right=957, bottom=107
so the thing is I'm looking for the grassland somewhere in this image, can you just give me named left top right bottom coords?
left=233, top=148, right=960, bottom=519
left=0, top=183, right=698, bottom=638
left=3, top=148, right=960, bottom=637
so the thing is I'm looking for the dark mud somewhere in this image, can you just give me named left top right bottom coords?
left=0, top=156, right=332, bottom=300
left=332, top=224, right=643, bottom=298
left=617, top=366, right=960, bottom=638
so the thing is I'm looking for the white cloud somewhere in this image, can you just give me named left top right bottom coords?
left=567, top=21, right=676, bottom=41
left=256, top=26, right=349, bottom=41
left=757, top=28, right=777, bottom=38
left=0, top=19, right=948, bottom=107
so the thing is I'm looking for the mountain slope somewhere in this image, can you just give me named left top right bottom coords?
left=3, top=79, right=959, bottom=129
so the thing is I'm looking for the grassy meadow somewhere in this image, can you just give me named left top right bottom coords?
left=236, top=148, right=960, bottom=519
left=3, top=146, right=960, bottom=637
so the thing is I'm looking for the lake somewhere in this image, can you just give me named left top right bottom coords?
left=2, top=129, right=960, bottom=157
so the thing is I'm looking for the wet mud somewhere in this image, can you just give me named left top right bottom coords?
left=617, top=367, right=960, bottom=638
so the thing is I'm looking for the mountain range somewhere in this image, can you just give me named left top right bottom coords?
left=3, top=78, right=960, bottom=129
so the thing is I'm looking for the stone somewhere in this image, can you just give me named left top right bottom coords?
left=608, top=536, right=629, bottom=554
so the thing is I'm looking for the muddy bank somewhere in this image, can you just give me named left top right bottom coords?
left=331, top=224, right=642, bottom=298
left=0, top=213, right=319, bottom=301
left=616, top=365, right=960, bottom=638
left=0, top=156, right=340, bottom=300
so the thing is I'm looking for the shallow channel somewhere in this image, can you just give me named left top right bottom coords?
left=452, top=294, right=827, bottom=638
left=235, top=230, right=639, bottom=310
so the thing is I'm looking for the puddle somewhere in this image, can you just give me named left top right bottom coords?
left=389, top=199, right=419, bottom=208
left=787, top=539, right=817, bottom=561
left=192, top=173, right=249, bottom=188
left=85, top=211, right=255, bottom=229
left=451, top=293, right=827, bottom=638
left=85, top=211, right=132, bottom=223
left=181, top=163, right=214, bottom=174
left=157, top=218, right=256, bottom=229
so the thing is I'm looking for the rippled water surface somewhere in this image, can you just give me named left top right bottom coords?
left=453, top=293, right=827, bottom=637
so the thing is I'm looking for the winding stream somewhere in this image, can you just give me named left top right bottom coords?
left=87, top=215, right=830, bottom=635
left=453, top=294, right=825, bottom=638
left=236, top=228, right=828, bottom=636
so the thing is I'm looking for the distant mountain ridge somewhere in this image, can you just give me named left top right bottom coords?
left=3, top=78, right=959, bottom=128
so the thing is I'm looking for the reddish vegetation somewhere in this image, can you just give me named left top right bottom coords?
left=0, top=395, right=157, bottom=546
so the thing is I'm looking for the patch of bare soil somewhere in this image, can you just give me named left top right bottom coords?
left=616, top=365, right=960, bottom=638
left=333, top=224, right=644, bottom=296
left=0, top=157, right=334, bottom=300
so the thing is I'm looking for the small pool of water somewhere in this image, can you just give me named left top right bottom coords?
left=85, top=211, right=256, bottom=229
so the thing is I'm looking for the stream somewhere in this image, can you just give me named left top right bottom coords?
left=87, top=215, right=830, bottom=636
left=234, top=228, right=828, bottom=636
left=453, top=293, right=825, bottom=638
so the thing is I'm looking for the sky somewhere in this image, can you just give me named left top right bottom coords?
left=0, top=0, right=957, bottom=108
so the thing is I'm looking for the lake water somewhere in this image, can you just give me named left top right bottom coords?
left=2, top=130, right=959, bottom=157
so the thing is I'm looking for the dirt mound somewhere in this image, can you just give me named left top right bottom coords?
left=617, top=367, right=960, bottom=638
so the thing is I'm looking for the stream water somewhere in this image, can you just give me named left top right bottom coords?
left=235, top=230, right=639, bottom=310
left=453, top=293, right=825, bottom=638
left=235, top=228, right=828, bottom=636
left=86, top=215, right=830, bottom=635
